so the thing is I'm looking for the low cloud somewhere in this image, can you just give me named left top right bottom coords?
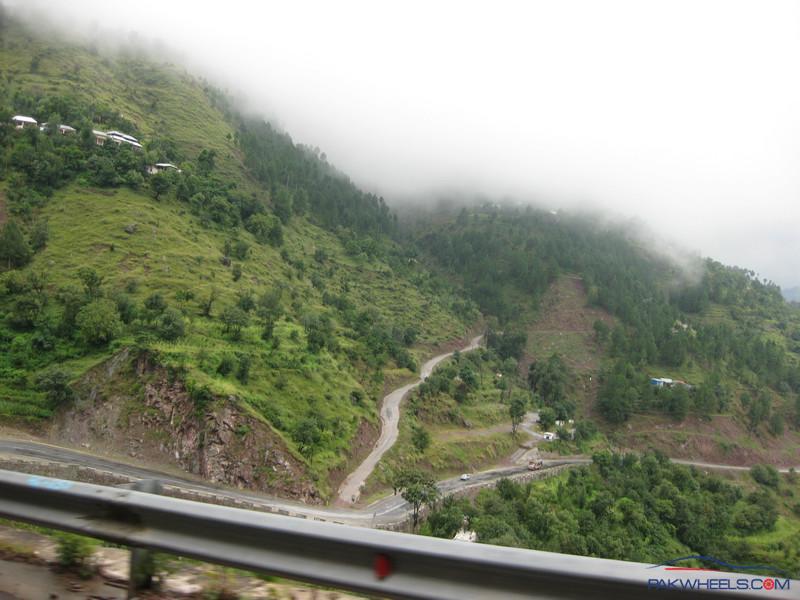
left=10, top=0, right=800, bottom=287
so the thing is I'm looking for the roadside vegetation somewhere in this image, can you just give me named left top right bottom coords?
left=423, top=452, right=800, bottom=578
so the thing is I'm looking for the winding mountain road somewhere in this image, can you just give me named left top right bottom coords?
left=0, top=439, right=795, bottom=528
left=0, top=330, right=797, bottom=528
left=0, top=438, right=580, bottom=526
left=336, top=334, right=484, bottom=503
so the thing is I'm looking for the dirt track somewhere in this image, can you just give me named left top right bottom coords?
left=336, top=334, right=484, bottom=503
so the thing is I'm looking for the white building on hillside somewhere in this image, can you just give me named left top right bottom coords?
left=11, top=115, right=38, bottom=129
left=40, top=123, right=76, bottom=135
left=147, top=162, right=181, bottom=175
left=106, top=130, right=143, bottom=150
left=93, top=130, right=108, bottom=146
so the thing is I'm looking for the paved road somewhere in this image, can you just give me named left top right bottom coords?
left=336, top=334, right=484, bottom=503
left=2, top=436, right=795, bottom=528
left=0, top=438, right=579, bottom=526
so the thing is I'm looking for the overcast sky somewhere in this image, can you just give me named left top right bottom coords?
left=15, top=1, right=800, bottom=288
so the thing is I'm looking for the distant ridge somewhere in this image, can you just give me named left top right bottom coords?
left=783, top=286, right=800, bottom=302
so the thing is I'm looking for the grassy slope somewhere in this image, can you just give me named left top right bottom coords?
left=2, top=24, right=245, bottom=184
left=0, top=23, right=469, bottom=492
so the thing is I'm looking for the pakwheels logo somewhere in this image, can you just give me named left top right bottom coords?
left=647, top=556, right=791, bottom=592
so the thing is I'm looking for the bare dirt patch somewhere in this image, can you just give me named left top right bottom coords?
left=521, top=276, right=614, bottom=417
left=524, top=276, right=614, bottom=373
left=618, top=413, right=800, bottom=467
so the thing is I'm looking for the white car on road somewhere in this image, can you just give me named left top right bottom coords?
left=460, top=473, right=471, bottom=481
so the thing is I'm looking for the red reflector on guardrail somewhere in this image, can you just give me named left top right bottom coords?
left=374, top=553, right=392, bottom=579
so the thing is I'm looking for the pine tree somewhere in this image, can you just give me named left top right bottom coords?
left=0, top=221, right=32, bottom=269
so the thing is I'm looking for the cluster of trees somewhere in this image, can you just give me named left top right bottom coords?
left=406, top=346, right=537, bottom=442
left=596, top=359, right=798, bottom=431
left=319, top=295, right=418, bottom=370
left=1, top=267, right=189, bottom=350
left=0, top=86, right=429, bottom=370
left=0, top=92, right=169, bottom=201
left=236, top=118, right=395, bottom=237
left=0, top=267, right=194, bottom=410
left=486, top=326, right=527, bottom=361
left=410, top=350, right=486, bottom=419
left=423, top=451, right=790, bottom=574
left=527, top=353, right=575, bottom=424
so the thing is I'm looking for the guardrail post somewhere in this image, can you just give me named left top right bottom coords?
left=127, top=479, right=162, bottom=599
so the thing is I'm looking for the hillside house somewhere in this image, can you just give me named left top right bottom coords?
left=11, top=115, right=37, bottom=129
left=146, top=162, right=181, bottom=175
left=93, top=130, right=108, bottom=146
left=40, top=123, right=76, bottom=135
left=106, top=130, right=142, bottom=150
left=650, top=377, right=693, bottom=390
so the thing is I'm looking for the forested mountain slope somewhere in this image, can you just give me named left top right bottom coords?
left=1, top=9, right=798, bottom=506
left=407, top=204, right=800, bottom=463
left=0, top=16, right=474, bottom=498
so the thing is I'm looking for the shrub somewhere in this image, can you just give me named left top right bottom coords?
left=411, top=423, right=431, bottom=453
left=35, top=369, right=74, bottom=408
left=0, top=221, right=32, bottom=268
left=236, top=354, right=252, bottom=384
left=55, top=533, right=97, bottom=577
left=189, top=384, right=213, bottom=412
left=143, top=292, right=167, bottom=315
left=217, top=354, right=235, bottom=376
left=233, top=239, right=249, bottom=260
left=155, top=307, right=185, bottom=341
left=9, top=336, right=32, bottom=368
left=29, top=219, right=49, bottom=251
left=220, top=306, right=248, bottom=340
left=750, top=464, right=780, bottom=488
left=245, top=213, right=283, bottom=247
left=75, top=298, right=122, bottom=345
left=114, top=292, right=137, bottom=324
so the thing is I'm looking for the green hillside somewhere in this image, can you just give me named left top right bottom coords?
left=2, top=6, right=800, bottom=588
left=407, top=204, right=800, bottom=462
left=0, top=16, right=474, bottom=495
left=1, top=11, right=799, bottom=499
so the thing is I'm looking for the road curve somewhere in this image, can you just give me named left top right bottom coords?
left=336, top=334, right=484, bottom=503
left=0, top=438, right=575, bottom=526
left=1, top=438, right=796, bottom=528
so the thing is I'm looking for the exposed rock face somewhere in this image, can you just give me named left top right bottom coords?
left=51, top=351, right=319, bottom=503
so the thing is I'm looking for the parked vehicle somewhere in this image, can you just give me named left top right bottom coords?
left=460, top=473, right=471, bottom=481
left=527, top=459, right=544, bottom=471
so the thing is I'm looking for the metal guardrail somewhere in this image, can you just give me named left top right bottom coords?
left=0, top=469, right=794, bottom=599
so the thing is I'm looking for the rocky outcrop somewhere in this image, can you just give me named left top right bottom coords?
left=50, top=351, right=319, bottom=503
